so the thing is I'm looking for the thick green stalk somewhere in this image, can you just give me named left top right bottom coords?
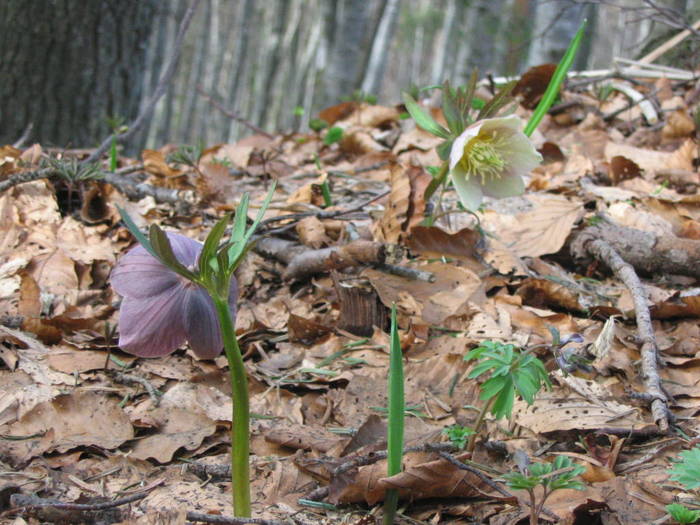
left=384, top=305, right=404, bottom=525
left=213, top=296, right=251, bottom=517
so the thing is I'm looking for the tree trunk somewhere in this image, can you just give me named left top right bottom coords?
left=361, top=0, right=402, bottom=95
left=0, top=0, right=156, bottom=149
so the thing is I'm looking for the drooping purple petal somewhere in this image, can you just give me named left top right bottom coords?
left=165, top=233, right=202, bottom=267
left=182, top=278, right=239, bottom=359
left=117, top=283, right=189, bottom=357
left=111, top=248, right=181, bottom=299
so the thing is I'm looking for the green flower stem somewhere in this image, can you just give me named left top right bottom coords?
left=213, top=296, right=251, bottom=518
left=467, top=397, right=495, bottom=454
left=423, top=162, right=449, bottom=202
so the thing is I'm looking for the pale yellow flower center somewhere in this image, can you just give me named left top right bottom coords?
left=458, top=132, right=507, bottom=183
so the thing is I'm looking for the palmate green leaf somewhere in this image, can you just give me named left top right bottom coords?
left=669, top=447, right=700, bottom=490
left=490, top=380, right=515, bottom=419
left=666, top=503, right=700, bottom=524
left=403, top=92, right=450, bottom=139
left=513, top=370, right=539, bottom=405
left=524, top=19, right=587, bottom=137
left=479, top=376, right=509, bottom=401
left=502, top=471, right=539, bottom=490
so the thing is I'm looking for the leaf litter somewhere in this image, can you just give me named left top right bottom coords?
left=1, top=69, right=700, bottom=524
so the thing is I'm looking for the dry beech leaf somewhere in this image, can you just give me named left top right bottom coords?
left=662, top=109, right=695, bottom=139
left=142, top=149, right=184, bottom=178
left=287, top=313, right=332, bottom=346
left=485, top=194, right=584, bottom=258
left=609, top=155, right=641, bottom=185
left=130, top=406, right=216, bottom=463
left=407, top=226, right=482, bottom=264
left=538, top=141, right=565, bottom=163
left=513, top=63, right=556, bottom=109
left=319, top=101, right=355, bottom=124
left=364, top=262, right=484, bottom=325
left=0, top=391, right=133, bottom=464
left=296, top=216, right=330, bottom=249
left=516, top=277, right=584, bottom=312
left=512, top=378, right=646, bottom=433
left=604, top=139, right=695, bottom=174
left=374, top=163, right=411, bottom=243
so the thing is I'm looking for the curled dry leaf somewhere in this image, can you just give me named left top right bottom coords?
left=0, top=391, right=133, bottom=465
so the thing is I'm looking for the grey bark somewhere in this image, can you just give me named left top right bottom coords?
left=362, top=0, right=402, bottom=94
left=0, top=0, right=156, bottom=149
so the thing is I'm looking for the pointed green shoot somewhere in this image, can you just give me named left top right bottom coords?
left=524, top=20, right=587, bottom=137
left=227, top=182, right=277, bottom=272
left=383, top=304, right=404, bottom=525
left=116, top=205, right=158, bottom=260
left=402, top=92, right=450, bottom=139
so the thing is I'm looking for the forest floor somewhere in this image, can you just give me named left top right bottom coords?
left=1, top=72, right=700, bottom=525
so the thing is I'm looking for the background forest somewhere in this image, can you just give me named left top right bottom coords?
left=1, top=0, right=698, bottom=152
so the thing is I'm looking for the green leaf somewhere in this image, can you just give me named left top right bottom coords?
left=490, top=378, right=514, bottom=419
left=199, top=214, right=231, bottom=281
left=402, top=92, right=450, bottom=139
left=441, top=81, right=462, bottom=134
left=116, top=206, right=157, bottom=259
left=323, top=126, right=344, bottom=145
left=149, top=225, right=197, bottom=281
left=477, top=80, right=516, bottom=120
left=524, top=20, right=587, bottom=137
left=667, top=503, right=700, bottom=524
left=387, top=303, right=404, bottom=476
left=669, top=447, right=700, bottom=490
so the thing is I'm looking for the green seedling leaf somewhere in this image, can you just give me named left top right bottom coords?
left=323, top=126, right=344, bottom=145
left=524, top=20, right=587, bottom=137
left=309, top=118, right=328, bottom=132
left=402, top=92, right=450, bottom=139
left=477, top=80, right=516, bottom=120
left=669, top=447, right=700, bottom=490
left=666, top=503, right=700, bottom=524
left=442, top=425, right=474, bottom=449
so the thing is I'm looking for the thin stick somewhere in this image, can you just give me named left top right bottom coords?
left=11, top=492, right=146, bottom=511
left=186, top=512, right=301, bottom=525
left=197, top=87, right=274, bottom=138
left=576, top=234, right=671, bottom=432
left=82, top=0, right=201, bottom=165
left=638, top=18, right=700, bottom=64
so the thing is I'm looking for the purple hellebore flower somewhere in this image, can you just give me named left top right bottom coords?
left=110, top=232, right=237, bottom=359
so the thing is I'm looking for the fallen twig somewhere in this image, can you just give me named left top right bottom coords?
left=186, top=512, right=302, bottom=525
left=572, top=221, right=672, bottom=432
left=9, top=492, right=146, bottom=522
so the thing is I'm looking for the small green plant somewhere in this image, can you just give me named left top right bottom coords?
left=319, top=179, right=333, bottom=208
left=293, top=105, right=305, bottom=117
left=383, top=304, right=404, bottom=525
left=503, top=455, right=585, bottom=525
left=667, top=503, right=700, bottom=524
left=464, top=341, right=551, bottom=452
left=341, top=89, right=377, bottom=105
left=442, top=425, right=474, bottom=450
left=309, top=118, right=328, bottom=133
left=167, top=143, right=203, bottom=168
left=323, top=126, right=344, bottom=146
left=669, top=447, right=700, bottom=490
left=210, top=156, right=233, bottom=168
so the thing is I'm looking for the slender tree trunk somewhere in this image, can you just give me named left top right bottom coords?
left=361, top=0, right=401, bottom=95
left=0, top=0, right=156, bottom=149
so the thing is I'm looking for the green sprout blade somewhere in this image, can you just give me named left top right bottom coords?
left=320, top=180, right=333, bottom=208
left=199, top=214, right=231, bottom=282
left=384, top=304, right=404, bottom=525
left=402, top=92, right=450, bottom=139
left=148, top=225, right=198, bottom=281
left=523, top=19, right=587, bottom=137
left=109, top=137, right=118, bottom=172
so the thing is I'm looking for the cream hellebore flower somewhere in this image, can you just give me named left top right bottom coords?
left=449, top=115, right=542, bottom=211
